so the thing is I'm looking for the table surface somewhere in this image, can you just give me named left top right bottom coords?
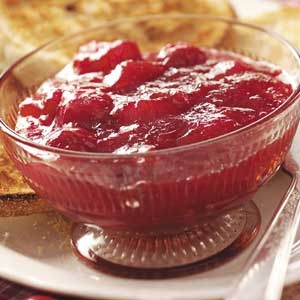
left=0, top=276, right=298, bottom=300
left=283, top=283, right=300, bottom=300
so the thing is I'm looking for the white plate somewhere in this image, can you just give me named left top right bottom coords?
left=0, top=170, right=299, bottom=300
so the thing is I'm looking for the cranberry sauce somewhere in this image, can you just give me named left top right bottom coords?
left=16, top=40, right=292, bottom=153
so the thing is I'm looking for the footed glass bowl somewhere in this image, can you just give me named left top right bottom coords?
left=1, top=15, right=300, bottom=274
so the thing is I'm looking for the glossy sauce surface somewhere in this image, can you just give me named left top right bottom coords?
left=16, top=40, right=293, bottom=153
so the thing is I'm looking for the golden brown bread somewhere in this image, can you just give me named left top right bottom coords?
left=0, top=145, right=33, bottom=195
left=0, top=0, right=236, bottom=67
left=0, top=143, right=51, bottom=217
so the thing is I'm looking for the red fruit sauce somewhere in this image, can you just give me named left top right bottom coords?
left=16, top=40, right=293, bottom=154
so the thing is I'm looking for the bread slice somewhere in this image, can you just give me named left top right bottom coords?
left=0, top=0, right=235, bottom=217
left=0, top=0, right=236, bottom=68
left=0, top=31, right=6, bottom=71
left=0, top=144, right=51, bottom=217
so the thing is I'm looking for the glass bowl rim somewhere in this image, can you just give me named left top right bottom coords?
left=0, top=13, right=300, bottom=159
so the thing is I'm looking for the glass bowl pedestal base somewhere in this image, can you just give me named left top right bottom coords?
left=71, top=201, right=260, bottom=277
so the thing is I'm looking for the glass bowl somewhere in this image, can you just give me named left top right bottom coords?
left=1, top=15, right=300, bottom=273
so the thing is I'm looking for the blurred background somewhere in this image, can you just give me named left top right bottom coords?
left=0, top=0, right=300, bottom=72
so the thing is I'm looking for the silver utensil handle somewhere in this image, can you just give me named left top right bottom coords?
left=226, top=176, right=300, bottom=300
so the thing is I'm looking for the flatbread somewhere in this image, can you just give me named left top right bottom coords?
left=0, top=0, right=236, bottom=66
left=0, top=143, right=51, bottom=217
